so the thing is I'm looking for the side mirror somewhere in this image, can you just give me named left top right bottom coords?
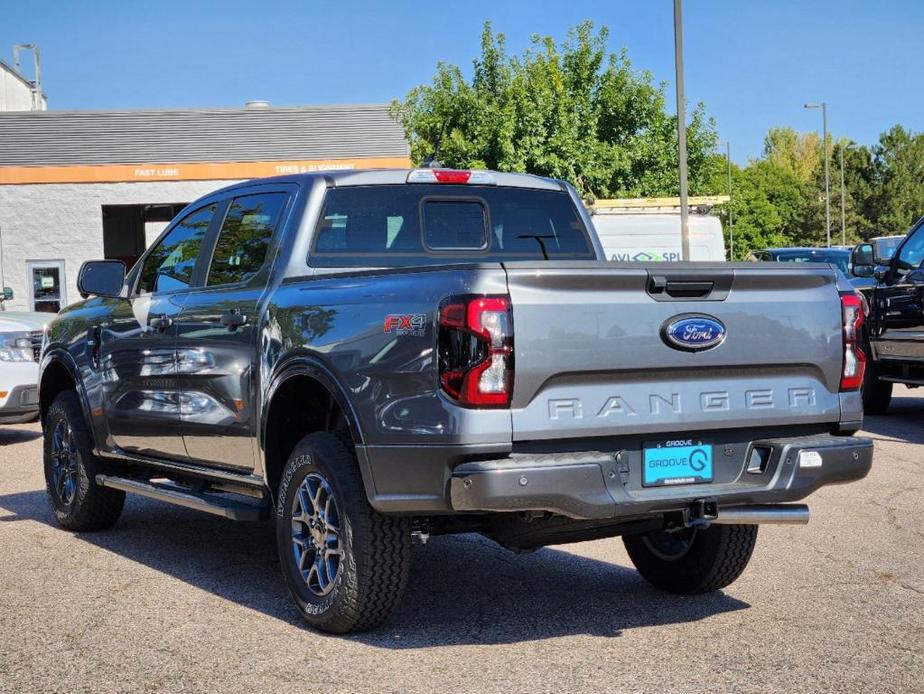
left=1, top=287, right=12, bottom=301
left=874, top=266, right=889, bottom=283
left=77, top=260, right=125, bottom=299
left=850, top=243, right=875, bottom=278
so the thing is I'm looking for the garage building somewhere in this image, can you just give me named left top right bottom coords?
left=0, top=104, right=410, bottom=312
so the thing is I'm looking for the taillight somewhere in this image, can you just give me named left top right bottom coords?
left=840, top=292, right=866, bottom=391
left=438, top=295, right=513, bottom=407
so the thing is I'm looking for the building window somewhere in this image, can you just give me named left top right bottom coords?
left=28, top=260, right=65, bottom=313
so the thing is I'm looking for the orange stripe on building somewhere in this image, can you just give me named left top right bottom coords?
left=0, top=156, right=413, bottom=185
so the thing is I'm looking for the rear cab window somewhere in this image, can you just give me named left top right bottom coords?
left=310, top=184, right=594, bottom=266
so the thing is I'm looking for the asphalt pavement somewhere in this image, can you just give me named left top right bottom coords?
left=1, top=388, right=922, bottom=693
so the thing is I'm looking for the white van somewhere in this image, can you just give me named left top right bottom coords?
left=589, top=196, right=728, bottom=262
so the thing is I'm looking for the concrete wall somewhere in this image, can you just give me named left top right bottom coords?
left=0, top=179, right=242, bottom=312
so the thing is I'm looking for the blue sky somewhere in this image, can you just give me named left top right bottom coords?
left=2, top=0, right=922, bottom=162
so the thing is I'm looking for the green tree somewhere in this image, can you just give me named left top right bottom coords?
left=866, top=125, right=924, bottom=235
left=763, top=127, right=821, bottom=184
left=726, top=160, right=806, bottom=258
left=390, top=21, right=719, bottom=199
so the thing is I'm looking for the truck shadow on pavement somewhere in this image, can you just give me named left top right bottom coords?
left=862, top=393, right=924, bottom=445
left=0, top=428, right=42, bottom=445
left=0, top=490, right=749, bottom=646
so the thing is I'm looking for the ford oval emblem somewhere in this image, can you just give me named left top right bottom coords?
left=661, top=314, right=726, bottom=352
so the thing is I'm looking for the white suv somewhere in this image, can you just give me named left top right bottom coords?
left=0, top=311, right=47, bottom=424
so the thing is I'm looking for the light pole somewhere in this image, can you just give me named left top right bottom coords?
left=839, top=142, right=852, bottom=246
left=804, top=102, right=830, bottom=247
left=673, top=0, right=690, bottom=261
left=725, top=141, right=733, bottom=259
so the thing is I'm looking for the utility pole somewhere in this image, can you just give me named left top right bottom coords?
left=673, top=0, right=690, bottom=261
left=804, top=102, right=830, bottom=247
left=726, top=141, right=734, bottom=259
left=839, top=144, right=847, bottom=246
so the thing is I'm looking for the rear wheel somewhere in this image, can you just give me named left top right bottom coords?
left=43, top=391, right=125, bottom=531
left=861, top=331, right=892, bottom=415
left=276, top=431, right=411, bottom=634
left=624, top=523, right=757, bottom=594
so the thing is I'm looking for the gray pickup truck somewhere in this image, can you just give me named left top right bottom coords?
left=39, top=168, right=872, bottom=633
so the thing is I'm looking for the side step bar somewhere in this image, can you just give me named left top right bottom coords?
left=96, top=475, right=270, bottom=522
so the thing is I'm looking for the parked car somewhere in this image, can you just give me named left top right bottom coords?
left=0, top=310, right=46, bottom=424
left=747, top=247, right=851, bottom=273
left=850, top=218, right=924, bottom=413
left=38, top=169, right=872, bottom=634
left=747, top=246, right=881, bottom=291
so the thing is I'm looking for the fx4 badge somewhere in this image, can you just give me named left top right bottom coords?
left=384, top=314, right=427, bottom=336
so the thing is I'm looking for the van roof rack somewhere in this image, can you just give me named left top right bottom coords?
left=591, top=195, right=730, bottom=215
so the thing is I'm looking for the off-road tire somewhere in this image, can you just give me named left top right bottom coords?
left=276, top=431, right=411, bottom=634
left=43, top=391, right=125, bottom=531
left=624, top=523, right=758, bottom=594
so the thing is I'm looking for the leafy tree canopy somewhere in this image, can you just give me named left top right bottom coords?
left=391, top=21, right=924, bottom=260
left=391, top=21, right=718, bottom=199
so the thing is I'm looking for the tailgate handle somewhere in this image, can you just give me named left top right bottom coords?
left=649, top=276, right=715, bottom=298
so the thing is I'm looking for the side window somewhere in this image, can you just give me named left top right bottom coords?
left=136, top=205, right=215, bottom=294
left=896, top=222, right=924, bottom=272
left=207, top=193, right=287, bottom=286
left=423, top=200, right=487, bottom=250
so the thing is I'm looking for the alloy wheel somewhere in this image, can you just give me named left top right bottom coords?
left=290, top=472, right=343, bottom=597
left=50, top=419, right=79, bottom=506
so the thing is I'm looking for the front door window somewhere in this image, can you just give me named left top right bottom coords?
left=29, top=261, right=65, bottom=313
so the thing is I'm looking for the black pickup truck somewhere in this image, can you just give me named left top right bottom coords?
left=851, top=217, right=924, bottom=414
left=39, top=169, right=872, bottom=633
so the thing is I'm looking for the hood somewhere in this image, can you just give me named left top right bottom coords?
left=0, top=311, right=50, bottom=332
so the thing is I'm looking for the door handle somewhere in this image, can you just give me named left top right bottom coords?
left=149, top=314, right=173, bottom=332
left=220, top=309, right=248, bottom=330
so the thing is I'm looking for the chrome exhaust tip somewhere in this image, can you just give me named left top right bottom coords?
left=711, top=504, right=810, bottom=525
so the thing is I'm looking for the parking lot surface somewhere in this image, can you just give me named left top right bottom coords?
left=1, top=389, right=922, bottom=693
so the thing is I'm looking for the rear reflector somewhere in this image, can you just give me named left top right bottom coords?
left=407, top=169, right=497, bottom=185
left=840, top=292, right=866, bottom=391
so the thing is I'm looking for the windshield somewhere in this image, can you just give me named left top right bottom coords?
left=773, top=250, right=850, bottom=274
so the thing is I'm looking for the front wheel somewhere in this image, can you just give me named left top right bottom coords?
left=275, top=432, right=411, bottom=634
left=43, top=391, right=125, bottom=531
left=623, top=523, right=758, bottom=594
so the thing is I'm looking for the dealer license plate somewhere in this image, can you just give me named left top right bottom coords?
left=642, top=440, right=713, bottom=487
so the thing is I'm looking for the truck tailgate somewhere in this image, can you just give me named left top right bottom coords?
left=504, top=262, right=844, bottom=441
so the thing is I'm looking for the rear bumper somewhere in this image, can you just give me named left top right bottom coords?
left=449, top=434, right=872, bottom=520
